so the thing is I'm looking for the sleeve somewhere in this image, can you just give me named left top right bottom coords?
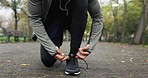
left=87, top=0, right=103, bottom=53
left=28, top=0, right=57, bottom=56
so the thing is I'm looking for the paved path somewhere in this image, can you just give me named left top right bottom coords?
left=0, top=42, right=148, bottom=78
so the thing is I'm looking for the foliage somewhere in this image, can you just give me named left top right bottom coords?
left=0, top=0, right=147, bottom=44
left=85, top=13, right=92, bottom=36
left=125, top=1, right=142, bottom=36
left=101, top=0, right=145, bottom=43
left=0, top=36, right=26, bottom=43
left=102, top=5, right=114, bottom=33
left=0, top=0, right=29, bottom=38
left=0, top=0, right=9, bottom=6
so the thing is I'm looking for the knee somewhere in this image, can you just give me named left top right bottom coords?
left=41, top=57, right=57, bottom=67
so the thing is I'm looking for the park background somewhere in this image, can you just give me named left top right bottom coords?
left=0, top=0, right=148, bottom=46
left=0, top=0, right=148, bottom=78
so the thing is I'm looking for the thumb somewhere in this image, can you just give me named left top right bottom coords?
left=82, top=44, right=90, bottom=51
left=76, top=54, right=86, bottom=59
left=55, top=46, right=63, bottom=55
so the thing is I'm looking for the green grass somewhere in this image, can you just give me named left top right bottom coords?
left=0, top=36, right=27, bottom=43
left=145, top=45, right=148, bottom=47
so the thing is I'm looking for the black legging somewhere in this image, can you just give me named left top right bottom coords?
left=40, top=0, right=88, bottom=67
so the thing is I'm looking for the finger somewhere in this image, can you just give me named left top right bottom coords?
left=76, top=54, right=86, bottom=59
left=62, top=56, right=69, bottom=61
left=79, top=48, right=82, bottom=51
left=79, top=50, right=90, bottom=55
left=76, top=54, right=80, bottom=58
left=55, top=54, right=64, bottom=61
left=55, top=47, right=64, bottom=55
left=81, top=45, right=90, bottom=51
left=77, top=54, right=86, bottom=59
left=55, top=54, right=63, bottom=59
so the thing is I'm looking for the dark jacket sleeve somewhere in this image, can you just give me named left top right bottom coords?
left=87, top=0, right=103, bottom=52
left=28, top=0, right=57, bottom=56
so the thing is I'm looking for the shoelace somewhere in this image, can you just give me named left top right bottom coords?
left=79, top=59, right=89, bottom=70
left=48, top=61, right=62, bottom=71
left=53, top=59, right=88, bottom=70
left=54, top=61, right=63, bottom=68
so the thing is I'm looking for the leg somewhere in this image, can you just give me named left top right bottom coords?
left=65, top=0, right=88, bottom=75
left=40, top=0, right=66, bottom=67
left=40, top=26, right=64, bottom=67
left=68, top=0, right=88, bottom=56
left=40, top=44, right=57, bottom=67
left=40, top=35, right=63, bottom=67
left=40, top=16, right=64, bottom=67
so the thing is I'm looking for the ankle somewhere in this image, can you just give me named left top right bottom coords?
left=69, top=54, right=76, bottom=58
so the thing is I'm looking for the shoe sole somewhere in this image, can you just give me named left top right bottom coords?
left=65, top=71, right=80, bottom=75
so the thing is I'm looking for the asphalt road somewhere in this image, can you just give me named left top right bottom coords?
left=0, top=42, right=148, bottom=78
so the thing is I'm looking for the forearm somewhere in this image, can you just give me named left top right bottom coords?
left=87, top=19, right=103, bottom=52
left=28, top=0, right=57, bottom=56
left=87, top=0, right=103, bottom=52
left=29, top=17, right=57, bottom=56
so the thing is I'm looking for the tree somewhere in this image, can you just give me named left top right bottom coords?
left=101, top=0, right=142, bottom=43
left=1, top=0, right=32, bottom=42
left=84, top=14, right=92, bottom=41
left=12, top=0, right=20, bottom=31
left=19, top=0, right=32, bottom=41
left=0, top=15, right=7, bottom=36
left=101, top=5, right=114, bottom=41
left=111, top=0, right=119, bottom=42
left=120, top=0, right=128, bottom=43
left=0, top=0, right=9, bottom=6
left=132, top=0, right=148, bottom=44
left=11, top=0, right=20, bottom=41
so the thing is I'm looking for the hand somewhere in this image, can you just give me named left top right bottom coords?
left=54, top=46, right=69, bottom=61
left=76, top=44, right=90, bottom=59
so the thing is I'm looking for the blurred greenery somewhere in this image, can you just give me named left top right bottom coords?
left=0, top=36, right=26, bottom=43
left=0, top=0, right=148, bottom=45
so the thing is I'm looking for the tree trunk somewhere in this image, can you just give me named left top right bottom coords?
left=132, top=1, right=148, bottom=44
left=28, top=22, right=33, bottom=41
left=121, top=0, right=127, bottom=43
left=111, top=0, right=119, bottom=42
left=13, top=0, right=19, bottom=42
